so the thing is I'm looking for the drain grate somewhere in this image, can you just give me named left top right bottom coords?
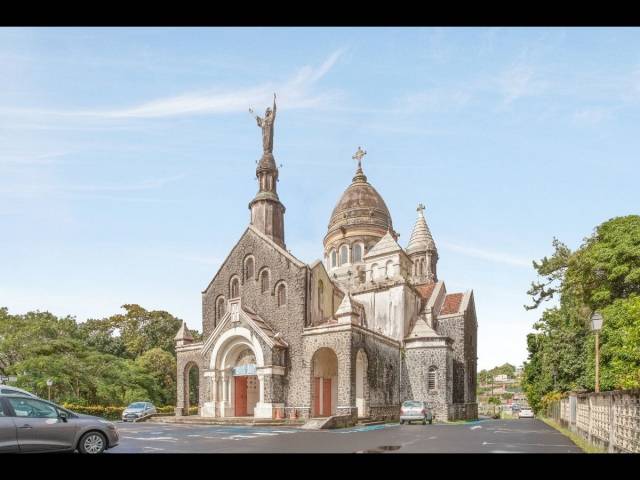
left=355, top=445, right=401, bottom=453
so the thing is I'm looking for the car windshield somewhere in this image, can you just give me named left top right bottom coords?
left=402, top=401, right=423, bottom=408
left=128, top=402, right=146, bottom=409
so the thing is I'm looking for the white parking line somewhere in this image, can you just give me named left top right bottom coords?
left=253, top=432, right=279, bottom=436
left=122, top=436, right=177, bottom=441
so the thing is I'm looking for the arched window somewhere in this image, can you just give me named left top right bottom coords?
left=331, top=250, right=337, bottom=268
left=260, top=269, right=270, bottom=293
left=277, top=283, right=287, bottom=306
left=428, top=366, right=437, bottom=391
left=318, top=280, right=324, bottom=318
left=245, top=257, right=254, bottom=282
left=216, top=296, right=226, bottom=321
left=340, top=245, right=349, bottom=265
left=230, top=277, right=240, bottom=298
left=385, top=260, right=394, bottom=277
left=370, top=263, right=378, bottom=281
left=353, top=243, right=362, bottom=262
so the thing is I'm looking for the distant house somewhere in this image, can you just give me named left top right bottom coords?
left=494, top=374, right=509, bottom=382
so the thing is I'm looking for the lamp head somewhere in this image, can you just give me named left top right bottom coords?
left=590, top=312, right=604, bottom=331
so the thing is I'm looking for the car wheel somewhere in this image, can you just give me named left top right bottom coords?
left=400, top=420, right=404, bottom=425
left=78, top=431, right=107, bottom=454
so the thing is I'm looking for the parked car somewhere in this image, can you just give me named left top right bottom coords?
left=518, top=408, right=534, bottom=419
left=400, top=400, right=433, bottom=425
left=121, top=402, right=156, bottom=422
left=0, top=386, right=38, bottom=398
left=0, top=393, right=119, bottom=453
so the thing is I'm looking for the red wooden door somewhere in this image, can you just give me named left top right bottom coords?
left=313, top=377, right=321, bottom=417
left=322, top=378, right=332, bottom=417
left=234, top=376, right=248, bottom=417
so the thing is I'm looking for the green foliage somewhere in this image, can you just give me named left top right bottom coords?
left=522, top=216, right=640, bottom=413
left=1, top=304, right=196, bottom=407
left=487, top=396, right=502, bottom=405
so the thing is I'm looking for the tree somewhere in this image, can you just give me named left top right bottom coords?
left=522, top=216, right=640, bottom=412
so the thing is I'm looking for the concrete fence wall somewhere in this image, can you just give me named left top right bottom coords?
left=546, top=389, right=640, bottom=453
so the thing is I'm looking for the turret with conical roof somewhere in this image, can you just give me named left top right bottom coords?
left=175, top=321, right=194, bottom=347
left=407, top=203, right=438, bottom=284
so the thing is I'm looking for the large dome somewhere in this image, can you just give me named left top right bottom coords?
left=325, top=166, right=393, bottom=246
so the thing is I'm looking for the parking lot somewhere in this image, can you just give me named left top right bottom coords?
left=108, top=418, right=582, bottom=453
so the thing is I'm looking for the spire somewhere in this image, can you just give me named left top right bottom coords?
left=174, top=321, right=194, bottom=347
left=248, top=94, right=286, bottom=248
left=406, top=203, right=436, bottom=255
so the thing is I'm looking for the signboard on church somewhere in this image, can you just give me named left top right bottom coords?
left=232, top=364, right=256, bottom=376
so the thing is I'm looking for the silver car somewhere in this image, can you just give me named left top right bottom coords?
left=400, top=400, right=434, bottom=425
left=0, top=394, right=119, bottom=453
left=121, top=401, right=156, bottom=422
left=0, top=386, right=38, bottom=398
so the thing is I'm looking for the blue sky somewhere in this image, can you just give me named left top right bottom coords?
left=1, top=27, right=639, bottom=370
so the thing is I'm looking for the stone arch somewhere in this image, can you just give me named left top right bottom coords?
left=183, top=361, right=200, bottom=416
left=215, top=295, right=226, bottom=325
left=274, top=281, right=287, bottom=306
left=229, top=275, right=240, bottom=298
left=339, top=244, right=349, bottom=265
left=428, top=365, right=438, bottom=391
left=310, top=347, right=338, bottom=417
left=352, top=242, right=364, bottom=263
left=259, top=268, right=270, bottom=293
left=244, top=255, right=255, bottom=283
left=355, top=349, right=369, bottom=418
left=209, top=327, right=267, bottom=418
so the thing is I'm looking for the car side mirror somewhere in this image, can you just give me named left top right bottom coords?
left=58, top=411, right=68, bottom=423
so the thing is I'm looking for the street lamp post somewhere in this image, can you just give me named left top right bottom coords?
left=591, top=312, right=604, bottom=393
left=46, top=379, right=53, bottom=401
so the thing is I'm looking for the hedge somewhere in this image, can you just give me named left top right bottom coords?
left=62, top=404, right=198, bottom=420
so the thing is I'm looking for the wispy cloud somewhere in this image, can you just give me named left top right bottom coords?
left=571, top=107, right=614, bottom=126
left=2, top=49, right=346, bottom=120
left=440, top=241, right=532, bottom=268
left=0, top=174, right=186, bottom=197
left=498, top=62, right=547, bottom=105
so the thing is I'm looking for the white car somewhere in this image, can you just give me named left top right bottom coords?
left=518, top=408, right=534, bottom=418
left=0, top=385, right=39, bottom=398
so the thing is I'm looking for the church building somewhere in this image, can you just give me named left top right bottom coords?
left=175, top=98, right=478, bottom=423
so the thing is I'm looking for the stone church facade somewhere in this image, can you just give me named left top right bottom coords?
left=175, top=102, right=478, bottom=423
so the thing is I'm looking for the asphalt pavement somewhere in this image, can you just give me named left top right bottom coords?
left=107, top=418, right=582, bottom=453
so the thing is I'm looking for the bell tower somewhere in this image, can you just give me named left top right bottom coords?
left=248, top=94, right=286, bottom=248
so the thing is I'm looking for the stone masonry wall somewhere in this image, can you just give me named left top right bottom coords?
left=350, top=328, right=401, bottom=421
left=401, top=346, right=450, bottom=421
left=201, top=227, right=308, bottom=408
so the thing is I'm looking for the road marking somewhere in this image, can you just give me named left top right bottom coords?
left=143, top=446, right=165, bottom=451
left=187, top=434, right=202, bottom=437
left=271, top=430, right=297, bottom=434
left=122, top=436, right=177, bottom=441
left=253, top=432, right=279, bottom=436
left=428, top=436, right=437, bottom=440
left=470, top=426, right=482, bottom=430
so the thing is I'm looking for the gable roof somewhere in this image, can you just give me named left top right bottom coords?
left=363, top=231, right=405, bottom=259
left=174, top=321, right=194, bottom=342
left=440, top=293, right=464, bottom=315
left=203, top=225, right=306, bottom=294
left=415, top=282, right=437, bottom=303
left=242, top=305, right=289, bottom=349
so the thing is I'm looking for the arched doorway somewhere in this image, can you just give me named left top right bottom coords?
left=355, top=349, right=369, bottom=418
left=184, top=362, right=200, bottom=416
left=311, top=348, right=338, bottom=417
left=227, top=345, right=259, bottom=417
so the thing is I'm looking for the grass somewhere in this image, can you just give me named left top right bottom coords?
left=539, top=416, right=607, bottom=453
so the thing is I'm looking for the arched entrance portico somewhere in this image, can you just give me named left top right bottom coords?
left=311, top=347, right=338, bottom=417
left=209, top=326, right=269, bottom=418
